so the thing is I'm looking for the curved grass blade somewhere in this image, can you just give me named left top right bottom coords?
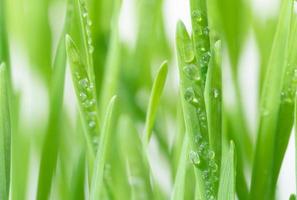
left=218, top=141, right=236, bottom=200
left=143, top=61, right=168, bottom=145
left=99, top=0, right=121, bottom=118
left=250, top=0, right=294, bottom=199
left=90, top=96, right=117, bottom=200
left=205, top=40, right=222, bottom=167
left=36, top=3, right=73, bottom=199
left=0, top=63, right=11, bottom=200
left=171, top=136, right=189, bottom=200
left=269, top=10, right=297, bottom=198
left=176, top=20, right=218, bottom=200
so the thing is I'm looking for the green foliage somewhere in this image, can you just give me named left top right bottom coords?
left=1, top=0, right=297, bottom=199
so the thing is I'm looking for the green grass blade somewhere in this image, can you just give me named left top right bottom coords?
left=0, top=0, right=9, bottom=65
left=269, top=10, right=297, bottom=197
left=0, top=63, right=11, bottom=200
left=143, top=61, right=168, bottom=145
left=70, top=153, right=86, bottom=200
left=171, top=136, right=189, bottom=200
left=66, top=35, right=97, bottom=159
left=75, top=0, right=96, bottom=84
left=218, top=141, right=236, bottom=200
left=90, top=96, right=117, bottom=200
left=189, top=0, right=211, bottom=86
left=118, top=115, right=154, bottom=200
left=176, top=20, right=218, bottom=200
left=205, top=40, right=222, bottom=167
left=250, top=0, right=294, bottom=199
left=99, top=0, right=121, bottom=117
left=36, top=4, right=73, bottom=199
left=290, top=194, right=297, bottom=200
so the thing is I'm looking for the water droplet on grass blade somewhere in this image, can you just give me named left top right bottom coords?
left=189, top=150, right=200, bottom=165
left=184, top=88, right=199, bottom=105
left=183, top=64, right=201, bottom=81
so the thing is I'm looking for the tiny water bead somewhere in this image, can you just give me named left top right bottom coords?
left=192, top=10, right=205, bottom=24
left=213, top=89, right=220, bottom=99
left=189, top=150, right=201, bottom=165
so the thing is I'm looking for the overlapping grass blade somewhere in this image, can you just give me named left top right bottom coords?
left=36, top=3, right=73, bottom=199
left=171, top=136, right=189, bottom=200
left=66, top=35, right=97, bottom=161
left=218, top=141, right=236, bottom=200
left=189, top=0, right=211, bottom=85
left=269, top=9, right=297, bottom=198
left=90, top=96, right=117, bottom=200
left=70, top=152, right=85, bottom=200
left=143, top=61, right=168, bottom=145
left=205, top=40, right=222, bottom=166
left=0, top=63, right=11, bottom=200
left=99, top=0, right=121, bottom=117
left=250, top=0, right=294, bottom=199
left=176, top=20, right=218, bottom=200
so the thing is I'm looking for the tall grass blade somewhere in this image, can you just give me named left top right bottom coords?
left=171, top=136, right=189, bottom=200
left=218, top=141, right=236, bottom=200
left=269, top=9, right=297, bottom=197
left=205, top=40, right=222, bottom=166
left=176, top=20, right=218, bottom=200
left=250, top=0, right=294, bottom=199
left=90, top=96, right=117, bottom=200
left=144, top=61, right=168, bottom=145
left=36, top=3, right=73, bottom=199
left=0, top=63, right=11, bottom=200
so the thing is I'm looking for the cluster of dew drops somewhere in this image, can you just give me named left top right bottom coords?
left=189, top=135, right=218, bottom=200
left=280, top=67, right=297, bottom=104
left=80, top=0, right=94, bottom=54
left=75, top=71, right=99, bottom=146
left=191, top=10, right=211, bottom=77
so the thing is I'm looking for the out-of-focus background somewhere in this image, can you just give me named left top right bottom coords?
left=4, top=0, right=295, bottom=199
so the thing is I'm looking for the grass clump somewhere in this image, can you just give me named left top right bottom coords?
left=1, top=0, right=297, bottom=199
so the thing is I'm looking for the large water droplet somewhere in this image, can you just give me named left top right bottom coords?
left=184, top=88, right=196, bottom=103
left=89, top=120, right=96, bottom=129
left=183, top=64, right=201, bottom=81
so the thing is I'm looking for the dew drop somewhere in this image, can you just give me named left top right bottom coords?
left=89, top=45, right=94, bottom=53
left=89, top=120, right=96, bottom=129
left=79, top=78, right=89, bottom=89
left=213, top=89, right=220, bottom=98
left=189, top=150, right=200, bottom=165
left=184, top=88, right=199, bottom=105
left=79, top=92, right=87, bottom=101
left=208, top=150, right=215, bottom=159
left=183, top=64, right=201, bottom=81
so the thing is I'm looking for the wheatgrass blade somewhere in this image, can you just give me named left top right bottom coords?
left=218, top=141, right=236, bottom=200
left=250, top=0, right=294, bottom=199
left=36, top=3, right=73, bottom=199
left=89, top=96, right=117, bottom=200
left=143, top=61, right=168, bottom=145
left=0, top=63, right=11, bottom=200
